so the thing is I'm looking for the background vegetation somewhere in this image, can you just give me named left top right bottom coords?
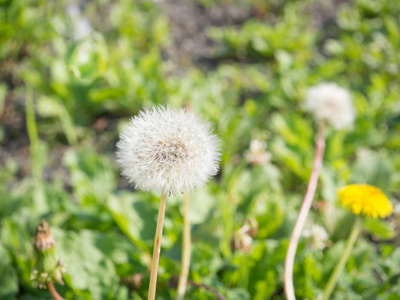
left=1, top=0, right=399, bottom=299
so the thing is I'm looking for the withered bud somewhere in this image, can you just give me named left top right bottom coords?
left=184, top=101, right=191, bottom=113
left=230, top=232, right=253, bottom=253
left=54, top=258, right=66, bottom=285
left=34, top=219, right=56, bottom=252
left=120, top=273, right=143, bottom=291
left=242, top=217, right=258, bottom=237
left=230, top=217, right=258, bottom=253
left=31, top=219, right=66, bottom=289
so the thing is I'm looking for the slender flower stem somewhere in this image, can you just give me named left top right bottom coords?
left=177, top=192, right=191, bottom=300
left=148, top=192, right=168, bottom=300
left=322, top=217, right=363, bottom=300
left=239, top=254, right=249, bottom=289
left=284, top=121, right=326, bottom=300
left=26, top=88, right=40, bottom=179
left=48, top=283, right=65, bottom=300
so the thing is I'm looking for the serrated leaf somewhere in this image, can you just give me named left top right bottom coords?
left=52, top=228, right=118, bottom=300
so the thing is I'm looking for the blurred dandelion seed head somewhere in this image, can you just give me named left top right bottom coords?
left=66, top=4, right=92, bottom=40
left=245, top=139, right=271, bottom=165
left=305, top=83, right=355, bottom=129
left=338, top=184, right=393, bottom=218
left=303, top=224, right=329, bottom=251
left=116, top=106, right=220, bottom=194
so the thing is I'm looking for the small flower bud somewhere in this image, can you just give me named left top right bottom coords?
left=242, top=217, right=258, bottom=237
left=230, top=218, right=259, bottom=253
left=231, top=232, right=253, bottom=253
left=34, top=219, right=56, bottom=252
left=31, top=219, right=66, bottom=289
left=120, top=273, right=143, bottom=291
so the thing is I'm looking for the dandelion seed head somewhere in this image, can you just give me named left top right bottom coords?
left=116, top=106, right=220, bottom=194
left=305, top=83, right=355, bottom=129
left=66, top=4, right=92, bottom=40
left=245, top=139, right=271, bottom=165
left=303, top=224, right=329, bottom=251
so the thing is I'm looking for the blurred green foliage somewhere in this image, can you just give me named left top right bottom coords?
left=1, top=0, right=400, bottom=299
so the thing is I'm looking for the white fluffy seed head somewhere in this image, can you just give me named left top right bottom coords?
left=245, top=139, right=271, bottom=166
left=305, top=83, right=355, bottom=129
left=116, top=106, right=221, bottom=194
left=302, top=224, right=329, bottom=251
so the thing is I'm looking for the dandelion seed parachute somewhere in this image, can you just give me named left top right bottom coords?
left=305, top=83, right=355, bottom=129
left=116, top=106, right=220, bottom=194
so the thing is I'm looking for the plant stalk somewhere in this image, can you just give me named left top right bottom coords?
left=284, top=121, right=326, bottom=300
left=177, top=192, right=191, bottom=300
left=148, top=192, right=168, bottom=300
left=48, top=283, right=65, bottom=300
left=322, top=217, right=363, bottom=300
left=26, top=88, right=40, bottom=179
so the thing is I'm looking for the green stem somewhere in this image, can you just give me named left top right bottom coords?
left=26, top=89, right=47, bottom=211
left=148, top=192, right=168, bottom=300
left=26, top=89, right=40, bottom=179
left=239, top=253, right=249, bottom=289
left=322, top=217, right=363, bottom=300
left=176, top=192, right=191, bottom=300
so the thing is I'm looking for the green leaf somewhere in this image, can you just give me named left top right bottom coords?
left=63, top=149, right=116, bottom=205
left=0, top=243, right=18, bottom=299
left=225, top=288, right=251, bottom=300
left=106, top=192, right=157, bottom=249
left=189, top=187, right=218, bottom=225
left=351, top=149, right=393, bottom=191
left=0, top=215, right=35, bottom=286
left=364, top=218, right=395, bottom=240
left=52, top=228, right=119, bottom=300
left=252, top=196, right=284, bottom=239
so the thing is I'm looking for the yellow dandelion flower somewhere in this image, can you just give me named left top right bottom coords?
left=338, top=184, right=393, bottom=218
